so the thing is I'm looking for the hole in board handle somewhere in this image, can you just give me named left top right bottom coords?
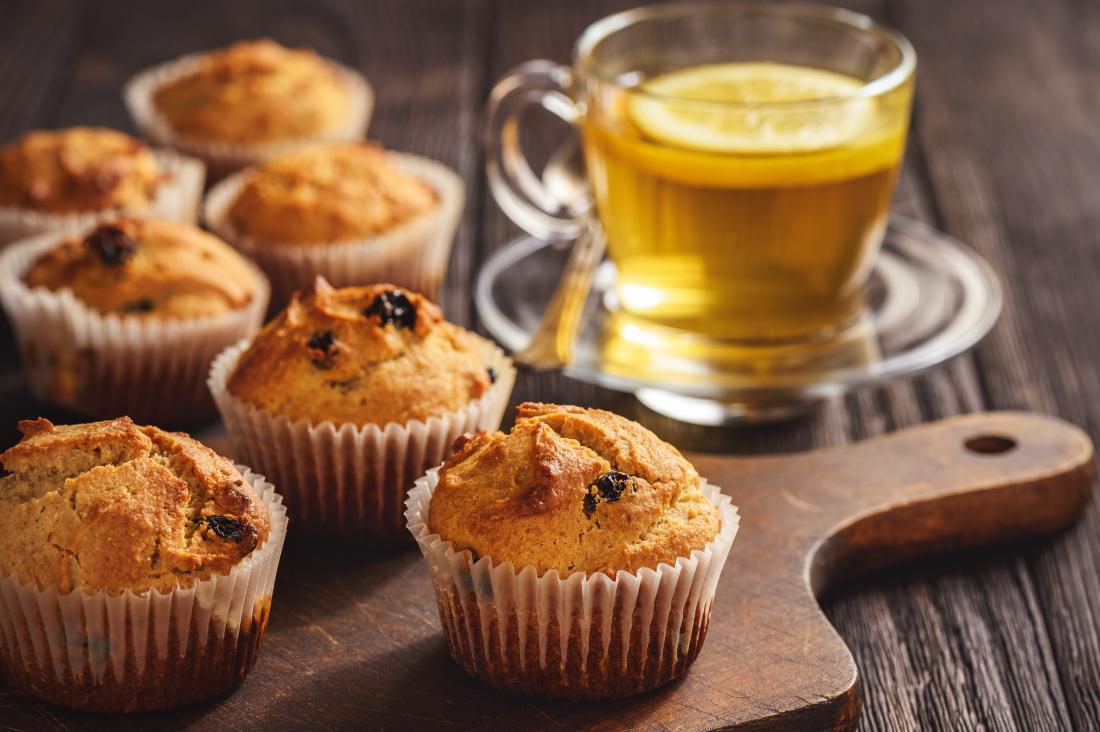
left=965, top=434, right=1018, bottom=455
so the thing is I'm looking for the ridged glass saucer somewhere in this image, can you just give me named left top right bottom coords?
left=476, top=216, right=1001, bottom=425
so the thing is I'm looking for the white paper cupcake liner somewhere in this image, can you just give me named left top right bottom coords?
left=0, top=467, right=288, bottom=713
left=204, top=152, right=465, bottom=306
left=0, top=149, right=205, bottom=246
left=208, top=335, right=514, bottom=539
left=0, top=229, right=270, bottom=424
left=124, top=51, right=374, bottom=179
left=405, top=468, right=739, bottom=699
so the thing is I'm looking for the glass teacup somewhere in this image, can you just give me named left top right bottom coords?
left=485, top=1, right=916, bottom=363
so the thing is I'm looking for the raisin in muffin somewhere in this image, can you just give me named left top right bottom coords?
left=205, top=142, right=464, bottom=304
left=0, top=128, right=204, bottom=243
left=406, top=403, right=739, bottom=699
left=126, top=39, right=373, bottom=177
left=0, top=219, right=268, bottom=423
left=209, top=278, right=514, bottom=538
left=0, top=417, right=288, bottom=712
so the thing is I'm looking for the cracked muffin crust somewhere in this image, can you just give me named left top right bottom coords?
left=225, top=142, right=439, bottom=244
left=152, top=39, right=354, bottom=145
left=23, top=217, right=259, bottom=318
left=0, top=127, right=164, bottom=214
left=0, top=416, right=271, bottom=595
left=427, top=402, right=722, bottom=576
left=227, top=279, right=493, bottom=426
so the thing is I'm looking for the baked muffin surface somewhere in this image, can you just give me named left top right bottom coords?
left=152, top=39, right=353, bottom=145
left=23, top=218, right=257, bottom=318
left=428, top=403, right=721, bottom=576
left=227, top=280, right=492, bottom=425
left=0, top=417, right=271, bottom=595
left=0, top=127, right=163, bottom=213
left=225, top=143, right=438, bottom=244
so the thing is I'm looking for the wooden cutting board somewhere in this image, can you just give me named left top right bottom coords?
left=4, top=412, right=1092, bottom=731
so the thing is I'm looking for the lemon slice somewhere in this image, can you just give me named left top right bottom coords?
left=628, top=62, right=875, bottom=154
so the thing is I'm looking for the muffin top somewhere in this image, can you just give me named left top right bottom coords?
left=427, top=403, right=721, bottom=576
left=0, top=127, right=163, bottom=213
left=23, top=218, right=259, bottom=318
left=152, top=39, right=354, bottom=145
left=0, top=417, right=271, bottom=595
left=227, top=279, right=492, bottom=425
left=225, top=143, right=438, bottom=244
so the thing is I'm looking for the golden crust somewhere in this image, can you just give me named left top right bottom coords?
left=0, top=417, right=271, bottom=595
left=227, top=280, right=492, bottom=426
left=152, top=39, right=353, bottom=145
left=225, top=142, right=438, bottom=244
left=23, top=217, right=258, bottom=318
left=0, top=127, right=163, bottom=213
left=427, top=403, right=721, bottom=576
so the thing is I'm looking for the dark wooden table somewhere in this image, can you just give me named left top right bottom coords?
left=1, top=0, right=1099, bottom=729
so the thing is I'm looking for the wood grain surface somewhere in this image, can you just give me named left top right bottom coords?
left=1, top=1, right=1099, bottom=730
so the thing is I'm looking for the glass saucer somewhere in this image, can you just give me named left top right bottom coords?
left=476, top=216, right=1002, bottom=425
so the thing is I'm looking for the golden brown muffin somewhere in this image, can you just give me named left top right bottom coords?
left=23, top=218, right=258, bottom=318
left=225, top=142, right=438, bottom=244
left=428, top=403, right=721, bottom=576
left=0, top=416, right=271, bottom=595
left=227, top=279, right=492, bottom=425
left=0, top=127, right=163, bottom=213
left=152, top=39, right=353, bottom=145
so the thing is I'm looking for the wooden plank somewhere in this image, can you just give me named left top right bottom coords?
left=0, top=0, right=82, bottom=137
left=889, top=0, right=1100, bottom=728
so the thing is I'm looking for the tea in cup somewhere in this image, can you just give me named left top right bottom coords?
left=486, top=1, right=915, bottom=358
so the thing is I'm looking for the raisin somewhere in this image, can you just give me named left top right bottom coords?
left=308, top=330, right=336, bottom=353
left=121, top=298, right=154, bottom=313
left=583, top=470, right=634, bottom=519
left=325, top=376, right=360, bottom=393
left=307, top=330, right=338, bottom=368
left=364, top=290, right=416, bottom=329
left=86, top=225, right=137, bottom=267
left=487, top=367, right=498, bottom=384
left=206, top=515, right=245, bottom=541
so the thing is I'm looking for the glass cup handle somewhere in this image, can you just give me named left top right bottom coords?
left=484, top=60, right=586, bottom=241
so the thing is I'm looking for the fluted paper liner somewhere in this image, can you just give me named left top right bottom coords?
left=0, top=150, right=205, bottom=246
left=124, top=51, right=373, bottom=179
left=208, top=336, right=514, bottom=539
left=0, top=468, right=288, bottom=712
left=405, top=468, right=739, bottom=699
left=204, top=152, right=465, bottom=305
left=0, top=229, right=270, bottom=424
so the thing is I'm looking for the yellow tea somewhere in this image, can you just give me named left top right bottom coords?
left=582, top=62, right=912, bottom=343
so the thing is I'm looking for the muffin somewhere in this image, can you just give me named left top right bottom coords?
left=0, top=127, right=204, bottom=244
left=0, top=218, right=269, bottom=423
left=406, top=402, right=739, bottom=699
left=0, top=416, right=288, bottom=712
left=204, top=142, right=464, bottom=304
left=125, top=39, right=373, bottom=177
left=208, top=278, right=514, bottom=539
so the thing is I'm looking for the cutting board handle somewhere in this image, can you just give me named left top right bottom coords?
left=696, top=411, right=1094, bottom=589
left=797, top=411, right=1094, bottom=591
